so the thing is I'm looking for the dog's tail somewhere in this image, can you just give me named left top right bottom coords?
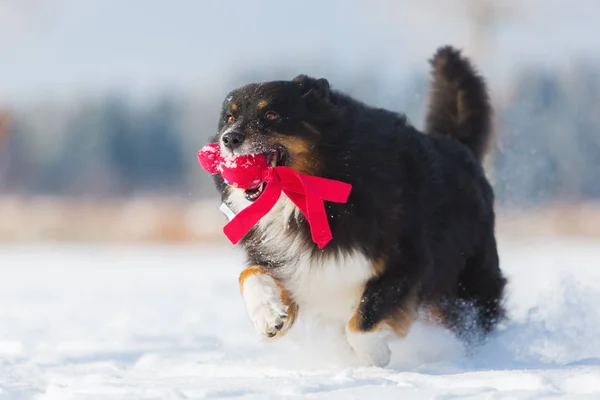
left=424, top=46, right=492, bottom=162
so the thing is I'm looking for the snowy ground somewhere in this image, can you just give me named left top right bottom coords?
left=1, top=238, right=600, bottom=399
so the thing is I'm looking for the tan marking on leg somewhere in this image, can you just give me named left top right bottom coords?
left=239, top=266, right=298, bottom=331
left=371, top=257, right=387, bottom=276
left=384, top=291, right=418, bottom=337
left=348, top=285, right=417, bottom=337
left=347, top=308, right=361, bottom=333
left=239, top=265, right=268, bottom=292
left=279, top=286, right=298, bottom=328
left=347, top=308, right=384, bottom=333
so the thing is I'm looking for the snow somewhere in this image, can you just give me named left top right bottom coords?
left=1, top=237, right=600, bottom=399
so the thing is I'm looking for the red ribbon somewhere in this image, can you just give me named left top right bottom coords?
left=223, top=166, right=352, bottom=249
left=197, top=143, right=352, bottom=249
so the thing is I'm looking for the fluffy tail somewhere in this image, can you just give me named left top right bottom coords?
left=425, top=46, right=492, bottom=162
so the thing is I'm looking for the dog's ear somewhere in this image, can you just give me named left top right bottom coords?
left=292, top=75, right=330, bottom=101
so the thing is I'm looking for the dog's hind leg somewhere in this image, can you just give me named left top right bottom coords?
left=438, top=235, right=507, bottom=344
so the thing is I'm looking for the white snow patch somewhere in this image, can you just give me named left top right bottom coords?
left=0, top=237, right=599, bottom=399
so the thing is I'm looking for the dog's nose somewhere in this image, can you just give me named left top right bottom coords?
left=221, top=131, right=245, bottom=151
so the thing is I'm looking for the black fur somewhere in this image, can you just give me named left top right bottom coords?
left=425, top=46, right=492, bottom=162
left=210, top=45, right=507, bottom=342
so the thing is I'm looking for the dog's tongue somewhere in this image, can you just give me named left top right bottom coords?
left=197, top=143, right=272, bottom=189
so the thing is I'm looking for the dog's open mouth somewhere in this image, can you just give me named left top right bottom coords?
left=244, top=181, right=266, bottom=201
left=243, top=148, right=288, bottom=202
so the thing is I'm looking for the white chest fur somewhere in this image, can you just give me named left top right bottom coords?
left=226, top=188, right=374, bottom=322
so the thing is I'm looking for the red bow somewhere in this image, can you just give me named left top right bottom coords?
left=197, top=144, right=352, bottom=249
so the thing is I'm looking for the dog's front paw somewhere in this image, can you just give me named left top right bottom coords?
left=240, top=270, right=295, bottom=339
left=250, top=299, right=289, bottom=338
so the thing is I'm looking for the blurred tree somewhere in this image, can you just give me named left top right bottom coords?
left=562, top=63, right=600, bottom=200
left=0, top=111, right=10, bottom=190
left=136, top=96, right=186, bottom=193
left=494, top=70, right=564, bottom=207
left=3, top=60, right=600, bottom=209
left=104, top=96, right=137, bottom=195
left=49, top=100, right=116, bottom=196
left=2, top=115, right=36, bottom=194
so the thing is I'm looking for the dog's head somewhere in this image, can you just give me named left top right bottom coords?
left=216, top=75, right=334, bottom=179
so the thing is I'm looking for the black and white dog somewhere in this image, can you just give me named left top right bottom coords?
left=209, top=46, right=507, bottom=367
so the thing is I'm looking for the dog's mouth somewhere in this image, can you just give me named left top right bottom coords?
left=244, top=181, right=266, bottom=201
left=243, top=147, right=288, bottom=202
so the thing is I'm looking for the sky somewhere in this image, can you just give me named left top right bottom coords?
left=0, top=0, right=599, bottom=104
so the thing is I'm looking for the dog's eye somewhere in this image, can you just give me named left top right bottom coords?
left=264, top=111, right=278, bottom=121
left=225, top=115, right=235, bottom=124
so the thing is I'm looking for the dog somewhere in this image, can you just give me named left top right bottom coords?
left=209, top=45, right=507, bottom=367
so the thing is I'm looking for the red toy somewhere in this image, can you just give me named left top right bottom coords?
left=197, top=143, right=352, bottom=249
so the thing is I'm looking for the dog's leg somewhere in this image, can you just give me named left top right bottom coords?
left=239, top=266, right=298, bottom=339
left=345, top=321, right=391, bottom=367
left=346, top=289, right=417, bottom=367
left=345, top=254, right=421, bottom=367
